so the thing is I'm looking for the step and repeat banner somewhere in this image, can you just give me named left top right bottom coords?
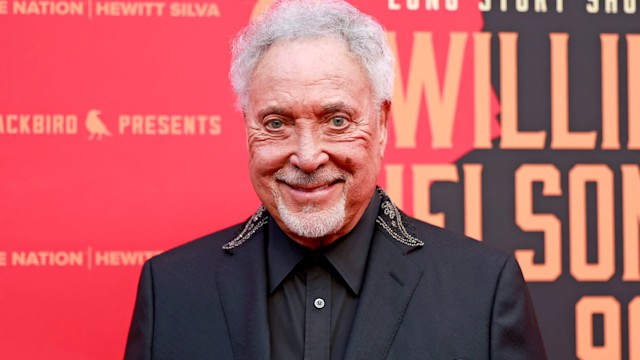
left=1, top=0, right=639, bottom=358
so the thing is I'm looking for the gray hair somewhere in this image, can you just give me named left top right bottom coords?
left=229, top=0, right=395, bottom=111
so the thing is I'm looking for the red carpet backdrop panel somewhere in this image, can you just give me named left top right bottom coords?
left=0, top=0, right=638, bottom=358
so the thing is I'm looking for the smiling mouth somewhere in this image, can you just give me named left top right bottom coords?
left=273, top=167, right=347, bottom=197
left=283, top=179, right=343, bottom=192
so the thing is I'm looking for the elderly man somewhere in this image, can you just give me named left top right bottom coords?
left=125, top=0, right=546, bottom=359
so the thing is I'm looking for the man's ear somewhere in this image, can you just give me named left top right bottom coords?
left=378, top=100, right=391, bottom=156
left=243, top=111, right=250, bottom=150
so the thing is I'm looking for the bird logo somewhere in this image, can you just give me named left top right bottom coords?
left=85, top=109, right=112, bottom=140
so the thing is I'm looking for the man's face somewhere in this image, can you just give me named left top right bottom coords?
left=245, top=37, right=388, bottom=249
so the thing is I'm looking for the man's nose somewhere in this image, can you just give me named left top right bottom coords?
left=289, top=128, right=329, bottom=173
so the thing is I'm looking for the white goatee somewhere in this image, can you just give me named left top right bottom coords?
left=271, top=167, right=347, bottom=238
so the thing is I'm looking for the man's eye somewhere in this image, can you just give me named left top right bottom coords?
left=266, top=119, right=284, bottom=129
left=330, top=117, right=348, bottom=128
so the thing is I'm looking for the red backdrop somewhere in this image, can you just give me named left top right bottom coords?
left=1, top=0, right=638, bottom=359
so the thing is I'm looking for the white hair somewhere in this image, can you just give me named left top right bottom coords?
left=229, top=0, right=395, bottom=111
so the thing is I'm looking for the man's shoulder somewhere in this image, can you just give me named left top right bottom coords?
left=147, top=223, right=244, bottom=270
left=402, top=214, right=512, bottom=270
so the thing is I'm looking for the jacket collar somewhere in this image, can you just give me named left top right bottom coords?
left=222, top=187, right=424, bottom=252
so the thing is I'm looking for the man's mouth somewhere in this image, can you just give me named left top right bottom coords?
left=284, top=179, right=343, bottom=192
left=278, top=179, right=344, bottom=204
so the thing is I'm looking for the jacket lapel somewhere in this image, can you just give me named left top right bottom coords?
left=216, top=228, right=270, bottom=360
left=344, top=229, right=424, bottom=360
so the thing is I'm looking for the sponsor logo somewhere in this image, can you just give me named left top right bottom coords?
left=86, top=109, right=112, bottom=140
left=0, top=0, right=221, bottom=17
left=0, top=109, right=222, bottom=138
left=0, top=114, right=78, bottom=135
left=0, top=248, right=162, bottom=267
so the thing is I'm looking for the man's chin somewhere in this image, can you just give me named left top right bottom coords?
left=276, top=197, right=346, bottom=240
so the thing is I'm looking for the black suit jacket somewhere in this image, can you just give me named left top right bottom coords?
left=125, top=194, right=546, bottom=360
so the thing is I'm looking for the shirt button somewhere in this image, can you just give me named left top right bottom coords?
left=313, top=298, right=325, bottom=309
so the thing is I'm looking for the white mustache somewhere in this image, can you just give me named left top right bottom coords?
left=274, top=168, right=347, bottom=187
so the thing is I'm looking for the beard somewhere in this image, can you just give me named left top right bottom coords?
left=271, top=167, right=347, bottom=239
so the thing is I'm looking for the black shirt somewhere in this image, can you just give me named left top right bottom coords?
left=267, top=194, right=381, bottom=360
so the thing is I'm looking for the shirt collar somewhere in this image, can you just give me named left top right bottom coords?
left=267, top=192, right=381, bottom=296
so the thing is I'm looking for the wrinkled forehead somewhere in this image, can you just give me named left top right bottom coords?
left=246, top=37, right=374, bottom=113
left=254, top=35, right=360, bottom=71
left=255, top=35, right=374, bottom=85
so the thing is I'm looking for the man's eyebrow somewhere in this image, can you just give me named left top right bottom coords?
left=256, top=103, right=357, bottom=119
left=321, top=102, right=356, bottom=114
left=257, top=106, right=290, bottom=119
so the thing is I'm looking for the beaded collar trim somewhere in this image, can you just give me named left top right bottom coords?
left=221, top=205, right=268, bottom=250
left=222, top=188, right=423, bottom=250
left=374, top=188, right=424, bottom=247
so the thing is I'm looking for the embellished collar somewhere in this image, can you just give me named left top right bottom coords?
left=222, top=187, right=424, bottom=251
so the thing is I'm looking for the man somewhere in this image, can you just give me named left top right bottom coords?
left=125, top=0, right=547, bottom=359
